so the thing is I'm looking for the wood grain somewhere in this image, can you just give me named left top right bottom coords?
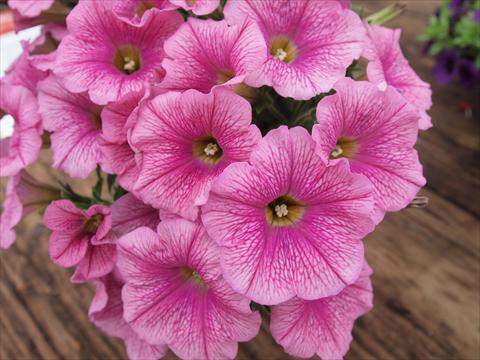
left=1, top=1, right=479, bottom=359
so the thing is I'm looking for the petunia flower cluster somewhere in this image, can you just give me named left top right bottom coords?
left=0, top=1, right=431, bottom=359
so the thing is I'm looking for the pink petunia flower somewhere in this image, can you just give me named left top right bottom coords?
left=313, top=78, right=426, bottom=223
left=44, top=200, right=116, bottom=282
left=202, top=126, right=375, bottom=305
left=117, top=219, right=261, bottom=360
left=111, top=193, right=160, bottom=237
left=224, top=0, right=365, bottom=100
left=113, top=0, right=176, bottom=26
left=89, top=269, right=167, bottom=360
left=363, top=24, right=432, bottom=129
left=10, top=1, right=69, bottom=32
left=131, top=88, right=261, bottom=220
left=169, top=0, right=219, bottom=15
left=99, top=89, right=151, bottom=192
left=8, top=0, right=55, bottom=18
left=270, top=262, right=373, bottom=359
left=54, top=0, right=182, bottom=105
left=0, top=170, right=60, bottom=249
left=0, top=82, right=42, bottom=177
left=160, top=18, right=267, bottom=94
left=4, top=42, right=48, bottom=93
left=37, top=74, right=103, bottom=179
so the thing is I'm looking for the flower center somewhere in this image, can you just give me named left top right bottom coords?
left=82, top=214, right=104, bottom=234
left=270, top=36, right=297, bottom=63
left=193, top=136, right=223, bottom=165
left=187, top=0, right=196, bottom=5
left=265, top=195, right=304, bottom=227
left=113, top=46, right=142, bottom=75
left=330, top=137, right=358, bottom=159
left=217, top=69, right=234, bottom=85
left=135, top=1, right=154, bottom=17
left=180, top=267, right=208, bottom=289
left=217, top=69, right=257, bottom=101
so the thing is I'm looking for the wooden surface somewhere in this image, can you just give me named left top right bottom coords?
left=1, top=1, right=479, bottom=359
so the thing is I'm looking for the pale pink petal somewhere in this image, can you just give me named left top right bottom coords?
left=37, top=74, right=103, bottom=178
left=4, top=40, right=48, bottom=92
left=99, top=140, right=139, bottom=192
left=0, top=82, right=42, bottom=177
left=48, top=231, right=89, bottom=268
left=124, top=335, right=168, bottom=360
left=101, top=88, right=149, bottom=144
left=0, top=174, right=22, bottom=249
left=113, top=0, right=176, bottom=26
left=73, top=244, right=117, bottom=282
left=8, top=0, right=54, bottom=17
left=43, top=199, right=85, bottom=231
left=89, top=270, right=168, bottom=360
left=0, top=127, right=42, bottom=177
left=111, top=193, right=160, bottom=236
left=169, top=0, right=219, bottom=15
left=271, top=262, right=373, bottom=359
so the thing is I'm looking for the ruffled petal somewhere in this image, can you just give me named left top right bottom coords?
left=271, top=262, right=373, bottom=359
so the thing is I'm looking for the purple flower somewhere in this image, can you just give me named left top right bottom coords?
left=450, top=0, right=468, bottom=20
left=433, top=49, right=460, bottom=85
left=474, top=9, right=480, bottom=22
left=457, top=57, right=480, bottom=87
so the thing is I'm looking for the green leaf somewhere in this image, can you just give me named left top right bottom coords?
left=107, top=174, right=117, bottom=193
left=113, top=186, right=128, bottom=201
left=475, top=54, right=480, bottom=69
left=429, top=41, right=447, bottom=56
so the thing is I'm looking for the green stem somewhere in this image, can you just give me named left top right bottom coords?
left=366, top=3, right=406, bottom=25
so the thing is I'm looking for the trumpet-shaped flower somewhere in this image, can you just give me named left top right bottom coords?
left=54, top=0, right=182, bottom=104
left=44, top=200, right=116, bottom=282
left=131, top=88, right=261, bottom=220
left=0, top=171, right=60, bottom=249
left=363, top=24, right=432, bottom=129
left=37, top=75, right=103, bottom=179
left=202, top=126, right=374, bottom=305
left=270, top=262, right=373, bottom=359
left=0, top=82, right=42, bottom=177
left=89, top=270, right=167, bottom=360
left=161, top=18, right=266, bottom=94
left=118, top=220, right=261, bottom=360
left=224, top=0, right=365, bottom=100
left=313, top=78, right=426, bottom=223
